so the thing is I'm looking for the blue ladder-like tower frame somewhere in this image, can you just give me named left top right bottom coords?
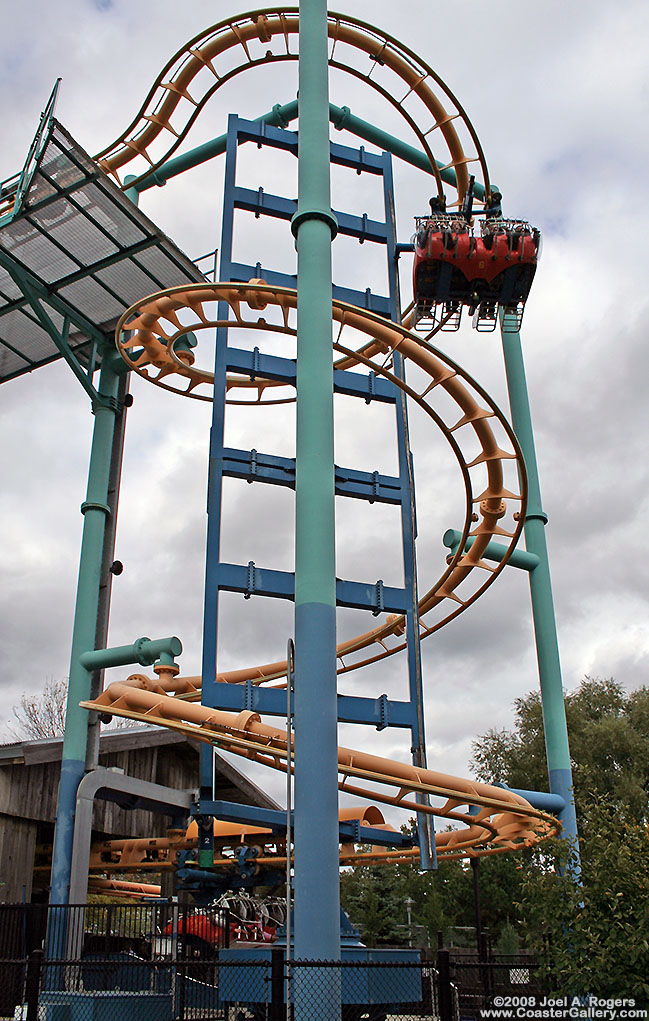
left=196, top=114, right=434, bottom=874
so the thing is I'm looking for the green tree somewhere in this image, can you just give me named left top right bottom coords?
left=340, top=863, right=404, bottom=947
left=341, top=677, right=649, bottom=975
left=471, top=677, right=649, bottom=995
left=340, top=850, right=524, bottom=949
left=393, top=861, right=453, bottom=945
left=434, top=852, right=530, bottom=943
left=518, top=801, right=649, bottom=1003
left=471, top=677, right=649, bottom=819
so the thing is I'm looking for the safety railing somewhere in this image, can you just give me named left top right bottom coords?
left=0, top=903, right=543, bottom=1021
left=0, top=78, right=61, bottom=224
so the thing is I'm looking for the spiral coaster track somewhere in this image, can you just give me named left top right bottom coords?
left=113, top=282, right=525, bottom=677
left=81, top=284, right=555, bottom=857
left=78, top=12, right=559, bottom=860
left=95, top=8, right=491, bottom=207
left=83, top=680, right=558, bottom=860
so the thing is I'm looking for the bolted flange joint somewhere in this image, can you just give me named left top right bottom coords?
left=80, top=500, right=111, bottom=516
left=526, top=510, right=549, bottom=525
left=91, top=395, right=121, bottom=416
left=290, top=208, right=338, bottom=240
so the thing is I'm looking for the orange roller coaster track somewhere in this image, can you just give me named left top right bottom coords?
left=79, top=282, right=559, bottom=860
left=82, top=678, right=559, bottom=860
left=94, top=8, right=490, bottom=206
left=65, top=4, right=560, bottom=873
left=114, top=281, right=526, bottom=678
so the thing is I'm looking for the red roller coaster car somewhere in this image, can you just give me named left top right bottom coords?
left=160, top=904, right=279, bottom=953
left=412, top=207, right=541, bottom=334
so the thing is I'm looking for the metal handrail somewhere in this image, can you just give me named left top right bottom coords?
left=0, top=78, right=61, bottom=223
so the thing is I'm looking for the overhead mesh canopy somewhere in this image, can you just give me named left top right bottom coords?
left=0, top=120, right=206, bottom=384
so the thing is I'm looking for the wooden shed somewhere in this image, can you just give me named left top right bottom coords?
left=0, top=726, right=276, bottom=902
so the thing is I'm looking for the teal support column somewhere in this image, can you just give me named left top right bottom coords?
left=291, top=0, right=341, bottom=976
left=50, top=356, right=121, bottom=904
left=500, top=316, right=580, bottom=869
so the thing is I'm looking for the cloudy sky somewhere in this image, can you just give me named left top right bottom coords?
left=1, top=0, right=648, bottom=820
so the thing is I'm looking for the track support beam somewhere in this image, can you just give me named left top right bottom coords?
left=292, top=0, right=341, bottom=997
left=499, top=313, right=580, bottom=873
left=49, top=359, right=122, bottom=907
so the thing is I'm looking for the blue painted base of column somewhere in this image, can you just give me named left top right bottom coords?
left=47, top=758, right=86, bottom=967
left=293, top=601, right=340, bottom=963
left=549, top=767, right=581, bottom=878
left=50, top=758, right=86, bottom=905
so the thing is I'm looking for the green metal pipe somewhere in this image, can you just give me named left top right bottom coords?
left=292, top=0, right=340, bottom=978
left=50, top=356, right=121, bottom=904
left=85, top=193, right=136, bottom=779
left=499, top=315, right=580, bottom=868
left=85, top=366, right=130, bottom=773
left=79, top=636, right=182, bottom=671
left=136, top=99, right=480, bottom=198
left=123, top=173, right=140, bottom=205
left=135, top=102, right=299, bottom=192
left=442, top=528, right=540, bottom=571
left=328, top=103, right=485, bottom=199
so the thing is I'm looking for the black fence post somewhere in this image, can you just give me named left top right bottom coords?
left=177, top=901, right=187, bottom=1021
left=270, top=946, right=284, bottom=1021
left=104, top=903, right=112, bottom=991
left=25, top=947, right=43, bottom=1021
left=479, top=932, right=492, bottom=1006
left=437, top=949, right=453, bottom=1021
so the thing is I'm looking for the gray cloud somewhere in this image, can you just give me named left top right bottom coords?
left=1, top=2, right=648, bottom=833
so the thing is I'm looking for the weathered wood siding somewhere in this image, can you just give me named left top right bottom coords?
left=0, top=815, right=37, bottom=901
left=0, top=761, right=60, bottom=822
left=0, top=728, right=276, bottom=902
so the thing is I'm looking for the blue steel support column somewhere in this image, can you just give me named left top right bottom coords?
left=50, top=356, right=121, bottom=905
left=198, top=118, right=240, bottom=866
left=500, top=317, right=580, bottom=868
left=393, top=355, right=435, bottom=869
left=291, top=0, right=340, bottom=969
left=382, top=152, right=434, bottom=869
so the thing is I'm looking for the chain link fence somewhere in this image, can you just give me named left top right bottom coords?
left=8, top=954, right=441, bottom=1021
left=438, top=949, right=541, bottom=1020
left=0, top=904, right=542, bottom=1021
